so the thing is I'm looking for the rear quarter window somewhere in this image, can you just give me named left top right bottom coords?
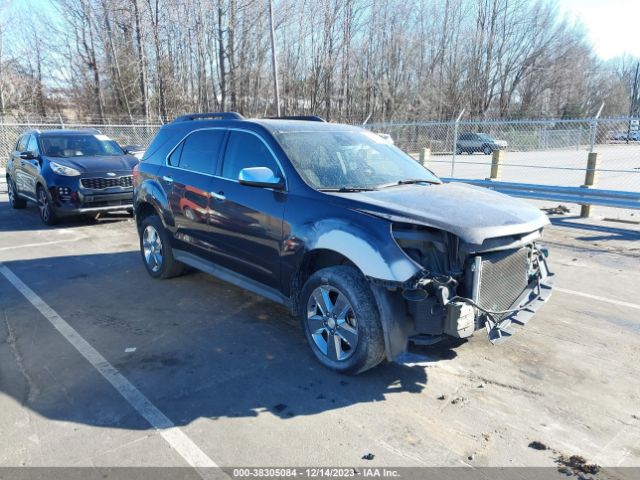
left=142, top=126, right=189, bottom=164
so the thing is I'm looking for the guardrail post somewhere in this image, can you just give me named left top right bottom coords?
left=490, top=149, right=503, bottom=180
left=580, top=152, right=599, bottom=218
left=419, top=148, right=430, bottom=167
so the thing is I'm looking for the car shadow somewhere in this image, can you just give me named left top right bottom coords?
left=0, top=197, right=131, bottom=232
left=0, top=250, right=458, bottom=431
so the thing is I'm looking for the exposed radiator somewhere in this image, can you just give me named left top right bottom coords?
left=475, top=247, right=530, bottom=320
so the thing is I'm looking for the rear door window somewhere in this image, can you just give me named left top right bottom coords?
left=172, top=130, right=225, bottom=174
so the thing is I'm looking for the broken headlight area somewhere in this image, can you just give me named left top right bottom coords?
left=391, top=224, right=554, bottom=345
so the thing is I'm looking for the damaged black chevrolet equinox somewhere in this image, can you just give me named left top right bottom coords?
left=133, top=112, right=554, bottom=374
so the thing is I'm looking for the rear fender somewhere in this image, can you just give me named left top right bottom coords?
left=135, top=179, right=174, bottom=230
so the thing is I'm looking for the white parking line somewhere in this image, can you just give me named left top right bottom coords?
left=0, top=239, right=81, bottom=252
left=556, top=287, right=640, bottom=311
left=0, top=263, right=221, bottom=478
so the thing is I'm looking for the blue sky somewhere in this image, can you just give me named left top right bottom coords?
left=558, top=0, right=640, bottom=59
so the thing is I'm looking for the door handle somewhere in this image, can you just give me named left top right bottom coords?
left=210, top=191, right=226, bottom=202
left=162, top=175, right=173, bottom=183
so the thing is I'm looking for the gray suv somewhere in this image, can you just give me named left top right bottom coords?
left=456, top=133, right=508, bottom=155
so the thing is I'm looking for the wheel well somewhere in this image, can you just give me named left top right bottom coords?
left=290, top=249, right=357, bottom=315
left=135, top=202, right=158, bottom=230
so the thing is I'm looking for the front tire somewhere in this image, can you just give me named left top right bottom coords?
left=37, top=185, right=57, bottom=225
left=300, top=265, right=385, bottom=374
left=483, top=145, right=493, bottom=155
left=7, top=177, right=27, bottom=209
left=139, top=214, right=184, bottom=279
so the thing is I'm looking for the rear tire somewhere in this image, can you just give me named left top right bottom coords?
left=139, top=214, right=184, bottom=279
left=300, top=265, right=385, bottom=375
left=7, top=177, right=27, bottom=209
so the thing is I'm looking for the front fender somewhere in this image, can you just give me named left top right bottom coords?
left=304, top=218, right=420, bottom=283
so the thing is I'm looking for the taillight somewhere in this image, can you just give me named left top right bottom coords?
left=132, top=163, right=139, bottom=184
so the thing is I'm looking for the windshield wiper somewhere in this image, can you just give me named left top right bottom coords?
left=318, top=187, right=377, bottom=192
left=376, top=179, right=440, bottom=189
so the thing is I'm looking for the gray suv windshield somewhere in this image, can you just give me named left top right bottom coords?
left=276, top=130, right=440, bottom=190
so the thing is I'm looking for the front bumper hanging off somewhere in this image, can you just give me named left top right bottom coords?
left=399, top=244, right=555, bottom=347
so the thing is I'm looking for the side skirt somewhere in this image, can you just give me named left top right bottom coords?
left=173, top=249, right=289, bottom=307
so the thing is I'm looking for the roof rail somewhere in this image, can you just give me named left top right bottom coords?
left=267, top=115, right=326, bottom=122
left=173, top=112, right=245, bottom=122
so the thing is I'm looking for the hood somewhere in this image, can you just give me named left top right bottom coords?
left=328, top=182, right=548, bottom=246
left=46, top=155, right=138, bottom=174
left=494, top=139, right=508, bottom=147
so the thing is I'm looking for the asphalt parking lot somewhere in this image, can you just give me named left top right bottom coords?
left=1, top=191, right=639, bottom=475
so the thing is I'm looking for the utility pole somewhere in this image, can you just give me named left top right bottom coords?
left=268, top=0, right=281, bottom=116
left=627, top=62, right=639, bottom=144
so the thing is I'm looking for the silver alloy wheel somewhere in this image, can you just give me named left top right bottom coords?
left=306, top=285, right=359, bottom=361
left=8, top=178, right=15, bottom=203
left=142, top=225, right=164, bottom=273
left=37, top=188, right=50, bottom=222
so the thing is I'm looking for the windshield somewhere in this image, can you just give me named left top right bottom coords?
left=477, top=133, right=494, bottom=140
left=276, top=130, right=440, bottom=190
left=40, top=134, right=124, bottom=158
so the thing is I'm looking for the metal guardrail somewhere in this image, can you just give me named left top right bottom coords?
left=442, top=178, right=640, bottom=210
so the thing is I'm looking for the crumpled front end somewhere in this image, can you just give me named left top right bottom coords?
left=387, top=223, right=554, bottom=347
left=460, top=243, right=554, bottom=343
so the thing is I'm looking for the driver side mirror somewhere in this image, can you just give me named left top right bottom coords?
left=238, top=167, right=284, bottom=189
left=19, top=151, right=37, bottom=161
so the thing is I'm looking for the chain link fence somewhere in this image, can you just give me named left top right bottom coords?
left=366, top=117, right=640, bottom=193
left=1, top=116, right=640, bottom=194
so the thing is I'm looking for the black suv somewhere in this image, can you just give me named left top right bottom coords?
left=134, top=113, right=554, bottom=374
left=6, top=129, right=138, bottom=225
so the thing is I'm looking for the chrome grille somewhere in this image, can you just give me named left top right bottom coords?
left=81, top=175, right=133, bottom=190
left=476, top=248, right=530, bottom=319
